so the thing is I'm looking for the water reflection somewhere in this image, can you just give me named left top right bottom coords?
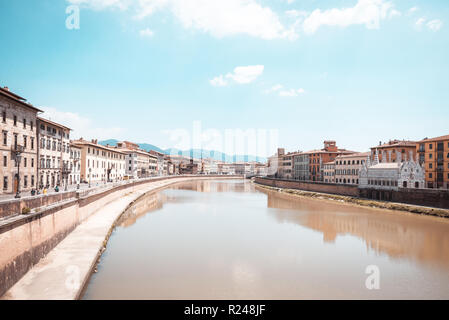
left=259, top=187, right=449, bottom=270
left=84, top=180, right=449, bottom=300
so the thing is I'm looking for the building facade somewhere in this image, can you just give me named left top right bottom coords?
left=72, top=139, right=126, bottom=184
left=417, top=135, right=449, bottom=189
left=69, top=143, right=81, bottom=185
left=0, top=86, right=41, bottom=195
left=292, top=141, right=354, bottom=182
left=359, top=151, right=425, bottom=190
left=370, top=140, right=417, bottom=164
left=37, top=117, right=72, bottom=189
left=293, top=153, right=309, bottom=181
left=322, top=161, right=335, bottom=183
left=335, top=152, right=370, bottom=185
left=116, top=141, right=157, bottom=179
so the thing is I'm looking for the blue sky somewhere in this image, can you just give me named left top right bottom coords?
left=0, top=0, right=448, bottom=156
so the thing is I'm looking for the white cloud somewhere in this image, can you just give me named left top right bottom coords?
left=70, top=0, right=297, bottom=40
left=211, top=65, right=264, bottom=86
left=302, top=0, right=397, bottom=35
left=139, top=27, right=154, bottom=37
left=68, top=0, right=131, bottom=10
left=226, top=65, right=264, bottom=84
left=415, top=17, right=426, bottom=30
left=408, top=7, right=418, bottom=15
left=40, top=107, right=125, bottom=140
left=427, top=19, right=443, bottom=32
left=279, top=88, right=305, bottom=97
left=264, top=84, right=283, bottom=94
left=285, top=9, right=308, bottom=19
left=389, top=9, right=401, bottom=19
left=69, top=0, right=404, bottom=39
left=210, top=75, right=228, bottom=87
left=265, top=84, right=305, bottom=97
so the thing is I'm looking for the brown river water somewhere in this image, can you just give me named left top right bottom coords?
left=82, top=179, right=449, bottom=300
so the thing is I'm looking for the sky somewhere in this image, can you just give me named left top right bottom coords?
left=0, top=0, right=448, bottom=157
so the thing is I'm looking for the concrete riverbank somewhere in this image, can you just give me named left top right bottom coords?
left=254, top=182, right=449, bottom=219
left=1, top=176, right=242, bottom=300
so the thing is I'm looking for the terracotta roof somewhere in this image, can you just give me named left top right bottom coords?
left=371, top=140, right=417, bottom=149
left=37, top=116, right=72, bottom=131
left=0, top=86, right=43, bottom=113
left=71, top=139, right=127, bottom=154
left=418, top=135, right=449, bottom=143
left=300, top=149, right=356, bottom=155
left=336, top=152, right=370, bottom=159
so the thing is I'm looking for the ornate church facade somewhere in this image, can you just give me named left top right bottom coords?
left=359, top=149, right=425, bottom=191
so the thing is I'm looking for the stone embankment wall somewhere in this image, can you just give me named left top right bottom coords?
left=254, top=177, right=359, bottom=197
left=255, top=177, right=449, bottom=210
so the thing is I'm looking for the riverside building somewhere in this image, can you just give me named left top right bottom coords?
left=0, top=86, right=41, bottom=195
left=72, top=139, right=126, bottom=184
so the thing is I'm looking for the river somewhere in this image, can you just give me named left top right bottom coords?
left=82, top=179, right=449, bottom=299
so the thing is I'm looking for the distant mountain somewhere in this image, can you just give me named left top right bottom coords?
left=99, top=140, right=266, bottom=163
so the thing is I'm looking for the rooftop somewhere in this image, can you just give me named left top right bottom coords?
left=370, top=163, right=401, bottom=169
left=418, top=135, right=449, bottom=143
left=371, top=140, right=417, bottom=149
left=0, top=86, right=43, bottom=113
left=336, top=152, right=370, bottom=159
left=37, top=116, right=72, bottom=131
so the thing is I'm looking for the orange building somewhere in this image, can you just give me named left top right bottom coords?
left=370, top=140, right=417, bottom=163
left=302, top=141, right=355, bottom=182
left=416, top=135, right=449, bottom=189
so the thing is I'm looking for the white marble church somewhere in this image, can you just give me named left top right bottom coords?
left=359, top=149, right=425, bottom=190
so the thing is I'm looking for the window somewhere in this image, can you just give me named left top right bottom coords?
left=31, top=175, right=35, bottom=187
left=24, top=158, right=27, bottom=168
left=2, top=111, right=5, bottom=123
left=31, top=158, right=34, bottom=168
left=2, top=131, right=7, bottom=145
left=3, top=176, right=8, bottom=190
left=23, top=136, right=27, bottom=149
left=429, top=173, right=433, bottom=178
left=429, top=153, right=433, bottom=159
left=3, top=156, right=7, bottom=167
left=13, top=115, right=17, bottom=126
left=429, top=163, right=433, bottom=169
left=23, top=118, right=26, bottom=129
left=30, top=121, right=33, bottom=131
left=24, top=176, right=28, bottom=188
left=31, top=137, right=34, bottom=150
left=429, top=143, right=433, bottom=150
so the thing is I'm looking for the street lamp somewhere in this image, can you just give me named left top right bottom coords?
left=12, top=145, right=24, bottom=199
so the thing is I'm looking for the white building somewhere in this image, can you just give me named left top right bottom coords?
left=359, top=150, right=425, bottom=190
left=37, top=117, right=72, bottom=189
left=72, top=139, right=126, bottom=184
